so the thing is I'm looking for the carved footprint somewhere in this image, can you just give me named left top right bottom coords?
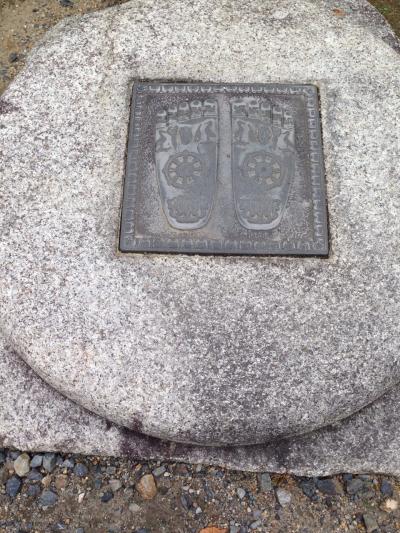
left=155, top=99, right=218, bottom=230
left=231, top=97, right=295, bottom=230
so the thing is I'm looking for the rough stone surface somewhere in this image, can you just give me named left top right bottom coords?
left=5, top=476, right=22, bottom=498
left=1, top=0, right=400, bottom=446
left=2, top=335, right=400, bottom=475
left=43, top=452, right=57, bottom=473
left=39, top=489, right=58, bottom=507
left=13, top=452, right=30, bottom=477
left=276, top=488, right=292, bottom=506
left=30, top=454, right=43, bottom=468
left=258, top=473, right=272, bottom=493
left=73, top=463, right=89, bottom=477
left=136, top=474, right=157, bottom=500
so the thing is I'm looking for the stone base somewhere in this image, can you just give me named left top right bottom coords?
left=1, top=0, right=400, bottom=471
left=2, top=335, right=400, bottom=476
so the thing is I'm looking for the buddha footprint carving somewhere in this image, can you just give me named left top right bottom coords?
left=155, top=99, right=218, bottom=230
left=231, top=97, right=295, bottom=230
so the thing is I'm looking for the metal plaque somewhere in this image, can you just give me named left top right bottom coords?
left=120, top=82, right=328, bottom=256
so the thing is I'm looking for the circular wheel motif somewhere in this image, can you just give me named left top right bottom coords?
left=241, top=151, right=282, bottom=189
left=164, top=151, right=204, bottom=189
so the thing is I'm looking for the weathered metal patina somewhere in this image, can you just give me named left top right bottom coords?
left=120, top=82, right=328, bottom=255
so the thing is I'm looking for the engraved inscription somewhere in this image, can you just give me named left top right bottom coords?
left=155, top=100, right=218, bottom=230
left=119, top=82, right=328, bottom=256
left=231, top=98, right=295, bottom=230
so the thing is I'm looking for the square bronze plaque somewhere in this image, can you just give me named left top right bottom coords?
left=120, top=82, right=328, bottom=256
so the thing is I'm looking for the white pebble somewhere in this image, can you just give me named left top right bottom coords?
left=383, top=499, right=398, bottom=512
left=276, top=488, right=292, bottom=506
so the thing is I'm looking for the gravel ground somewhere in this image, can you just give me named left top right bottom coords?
left=1, top=0, right=400, bottom=531
left=1, top=448, right=400, bottom=532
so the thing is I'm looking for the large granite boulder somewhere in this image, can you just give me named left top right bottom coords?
left=0, top=0, right=399, bottom=448
left=2, top=334, right=400, bottom=475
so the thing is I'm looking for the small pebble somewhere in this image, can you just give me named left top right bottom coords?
left=27, top=484, right=41, bottom=497
left=39, top=489, right=58, bottom=507
left=382, top=498, right=398, bottom=512
left=316, top=478, right=337, bottom=496
left=346, top=478, right=364, bottom=495
left=76, top=529, right=85, bottom=533
left=6, top=476, right=22, bottom=497
left=14, top=453, right=31, bottom=477
left=237, top=488, right=246, bottom=500
left=55, top=474, right=68, bottom=490
left=381, top=479, right=393, bottom=497
left=135, top=529, right=149, bottom=533
left=101, top=491, right=114, bottom=503
left=78, top=492, right=85, bottom=503
left=299, top=479, right=319, bottom=502
left=361, top=489, right=376, bottom=500
left=203, top=482, right=215, bottom=501
left=74, top=463, right=88, bottom=477
left=9, top=451, right=20, bottom=460
left=41, top=474, right=52, bottom=488
left=136, top=474, right=157, bottom=500
left=9, top=52, right=19, bottom=63
left=27, top=469, right=43, bottom=482
left=152, top=465, right=166, bottom=477
left=276, top=488, right=292, bottom=506
left=43, top=453, right=57, bottom=473
left=62, top=458, right=75, bottom=469
left=109, top=479, right=122, bottom=492
left=258, top=472, right=272, bottom=492
left=53, top=523, right=66, bottom=531
left=59, top=0, right=74, bottom=6
left=363, top=513, right=379, bottom=533
left=30, top=455, right=43, bottom=469
left=129, top=503, right=141, bottom=513
left=180, top=493, right=192, bottom=511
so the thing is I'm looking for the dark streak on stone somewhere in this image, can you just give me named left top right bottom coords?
left=119, top=426, right=175, bottom=461
left=272, top=438, right=291, bottom=470
left=129, top=417, right=144, bottom=434
left=0, top=99, right=19, bottom=115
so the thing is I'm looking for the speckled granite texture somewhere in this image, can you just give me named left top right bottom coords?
left=0, top=0, right=400, bottom=446
left=2, top=335, right=400, bottom=476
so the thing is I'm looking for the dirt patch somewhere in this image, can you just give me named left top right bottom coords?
left=0, top=0, right=124, bottom=94
left=370, top=0, right=400, bottom=36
